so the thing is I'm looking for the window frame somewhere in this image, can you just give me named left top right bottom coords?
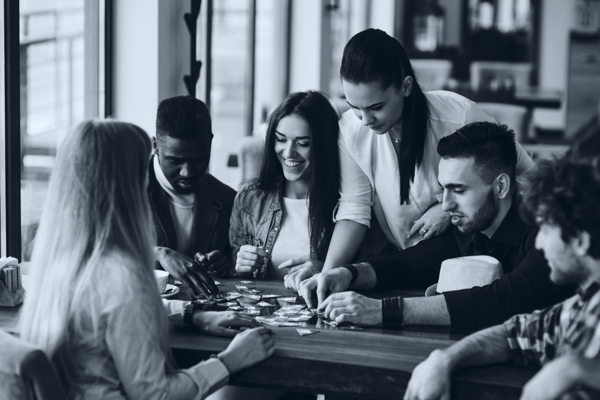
left=2, top=0, right=112, bottom=259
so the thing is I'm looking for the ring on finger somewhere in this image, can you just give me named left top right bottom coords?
left=420, top=228, right=428, bottom=235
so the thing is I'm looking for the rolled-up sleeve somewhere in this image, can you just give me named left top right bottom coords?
left=334, top=129, right=373, bottom=227
left=106, top=300, right=229, bottom=400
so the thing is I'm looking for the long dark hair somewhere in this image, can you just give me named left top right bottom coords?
left=340, top=28, right=430, bottom=205
left=257, top=91, right=340, bottom=259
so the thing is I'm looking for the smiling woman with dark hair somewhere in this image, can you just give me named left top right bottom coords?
left=229, top=91, right=341, bottom=288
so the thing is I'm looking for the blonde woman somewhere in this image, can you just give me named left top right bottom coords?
left=19, top=120, right=275, bottom=400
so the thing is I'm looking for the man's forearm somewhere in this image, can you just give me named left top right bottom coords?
left=403, top=296, right=451, bottom=326
left=349, top=262, right=377, bottom=290
left=443, top=325, right=511, bottom=370
left=570, top=356, right=600, bottom=393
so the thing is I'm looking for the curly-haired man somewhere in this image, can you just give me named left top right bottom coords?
left=405, top=156, right=600, bottom=400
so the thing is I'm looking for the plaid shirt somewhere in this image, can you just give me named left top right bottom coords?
left=504, top=280, right=600, bottom=366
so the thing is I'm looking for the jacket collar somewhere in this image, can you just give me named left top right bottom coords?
left=488, top=199, right=524, bottom=248
left=148, top=155, right=224, bottom=256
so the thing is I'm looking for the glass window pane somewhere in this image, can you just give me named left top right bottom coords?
left=0, top=0, right=5, bottom=255
left=20, top=0, right=101, bottom=260
left=254, top=0, right=282, bottom=130
left=208, top=0, right=250, bottom=189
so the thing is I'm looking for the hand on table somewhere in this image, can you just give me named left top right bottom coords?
left=155, top=246, right=220, bottom=299
left=192, top=310, right=261, bottom=338
left=404, top=349, right=453, bottom=400
left=407, top=202, right=451, bottom=240
left=280, top=256, right=323, bottom=292
left=218, top=327, right=275, bottom=374
left=235, top=245, right=270, bottom=277
left=299, top=268, right=353, bottom=308
left=195, top=250, right=230, bottom=277
left=320, top=291, right=382, bottom=325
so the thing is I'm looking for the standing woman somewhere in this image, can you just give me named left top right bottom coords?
left=19, top=120, right=274, bottom=399
left=230, top=91, right=342, bottom=290
left=290, top=28, right=535, bottom=286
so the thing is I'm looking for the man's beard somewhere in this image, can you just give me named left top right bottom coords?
left=458, top=188, right=498, bottom=234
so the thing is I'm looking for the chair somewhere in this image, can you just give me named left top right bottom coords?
left=411, top=59, right=453, bottom=92
left=239, top=135, right=265, bottom=185
left=0, top=329, right=66, bottom=400
left=470, top=62, right=533, bottom=92
left=477, top=102, right=532, bottom=143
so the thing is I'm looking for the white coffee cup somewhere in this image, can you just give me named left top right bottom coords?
left=154, top=270, right=169, bottom=293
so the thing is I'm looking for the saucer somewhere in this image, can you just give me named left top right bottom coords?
left=161, top=284, right=180, bottom=299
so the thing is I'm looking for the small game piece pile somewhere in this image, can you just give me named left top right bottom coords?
left=255, top=304, right=315, bottom=327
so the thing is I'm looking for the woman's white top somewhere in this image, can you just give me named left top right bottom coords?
left=154, top=156, right=194, bottom=255
left=335, top=90, right=536, bottom=250
left=269, top=197, right=311, bottom=280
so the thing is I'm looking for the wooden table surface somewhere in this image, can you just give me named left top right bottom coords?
left=0, top=277, right=539, bottom=399
left=172, top=277, right=538, bottom=399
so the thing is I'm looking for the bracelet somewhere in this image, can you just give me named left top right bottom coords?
left=382, top=296, right=403, bottom=325
left=340, top=264, right=359, bottom=285
left=183, top=302, right=199, bottom=331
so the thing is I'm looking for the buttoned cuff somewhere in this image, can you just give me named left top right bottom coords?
left=181, top=357, right=230, bottom=400
left=162, top=299, right=187, bottom=328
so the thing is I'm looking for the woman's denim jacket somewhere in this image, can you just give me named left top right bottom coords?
left=229, top=179, right=387, bottom=278
left=229, top=179, right=318, bottom=279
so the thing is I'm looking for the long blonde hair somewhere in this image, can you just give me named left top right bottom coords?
left=19, top=119, right=169, bottom=363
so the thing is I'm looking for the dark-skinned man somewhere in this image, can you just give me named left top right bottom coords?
left=150, top=96, right=234, bottom=298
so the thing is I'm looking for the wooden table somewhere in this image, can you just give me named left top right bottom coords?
left=0, top=277, right=539, bottom=399
left=172, top=278, right=538, bottom=399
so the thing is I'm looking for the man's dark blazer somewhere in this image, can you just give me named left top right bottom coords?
left=148, top=157, right=236, bottom=263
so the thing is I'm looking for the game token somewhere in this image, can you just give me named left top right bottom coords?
left=223, top=292, right=242, bottom=300
left=236, top=285, right=248, bottom=290
left=256, top=301, right=274, bottom=307
left=245, top=309, right=261, bottom=315
left=297, top=329, right=319, bottom=336
left=339, top=325, right=364, bottom=331
left=241, top=294, right=262, bottom=301
left=279, top=322, right=301, bottom=327
left=239, top=280, right=253, bottom=284
left=228, top=306, right=244, bottom=311
left=242, top=288, right=264, bottom=294
left=262, top=294, right=282, bottom=299
left=193, top=299, right=215, bottom=305
left=224, top=302, right=238, bottom=307
left=280, top=296, right=299, bottom=302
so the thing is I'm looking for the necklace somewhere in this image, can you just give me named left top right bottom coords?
left=389, top=132, right=401, bottom=144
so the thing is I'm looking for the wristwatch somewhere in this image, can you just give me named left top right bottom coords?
left=183, top=302, right=198, bottom=331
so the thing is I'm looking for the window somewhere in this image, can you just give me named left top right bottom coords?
left=198, top=0, right=289, bottom=189
left=2, top=0, right=106, bottom=260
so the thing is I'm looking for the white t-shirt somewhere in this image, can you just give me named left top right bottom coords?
left=335, top=90, right=536, bottom=250
left=153, top=156, right=195, bottom=256
left=268, top=197, right=310, bottom=280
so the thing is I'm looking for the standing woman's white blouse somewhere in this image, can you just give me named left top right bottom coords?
left=334, top=90, right=536, bottom=250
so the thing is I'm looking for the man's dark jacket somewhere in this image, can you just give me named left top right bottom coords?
left=367, top=202, right=575, bottom=334
left=148, top=158, right=236, bottom=262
